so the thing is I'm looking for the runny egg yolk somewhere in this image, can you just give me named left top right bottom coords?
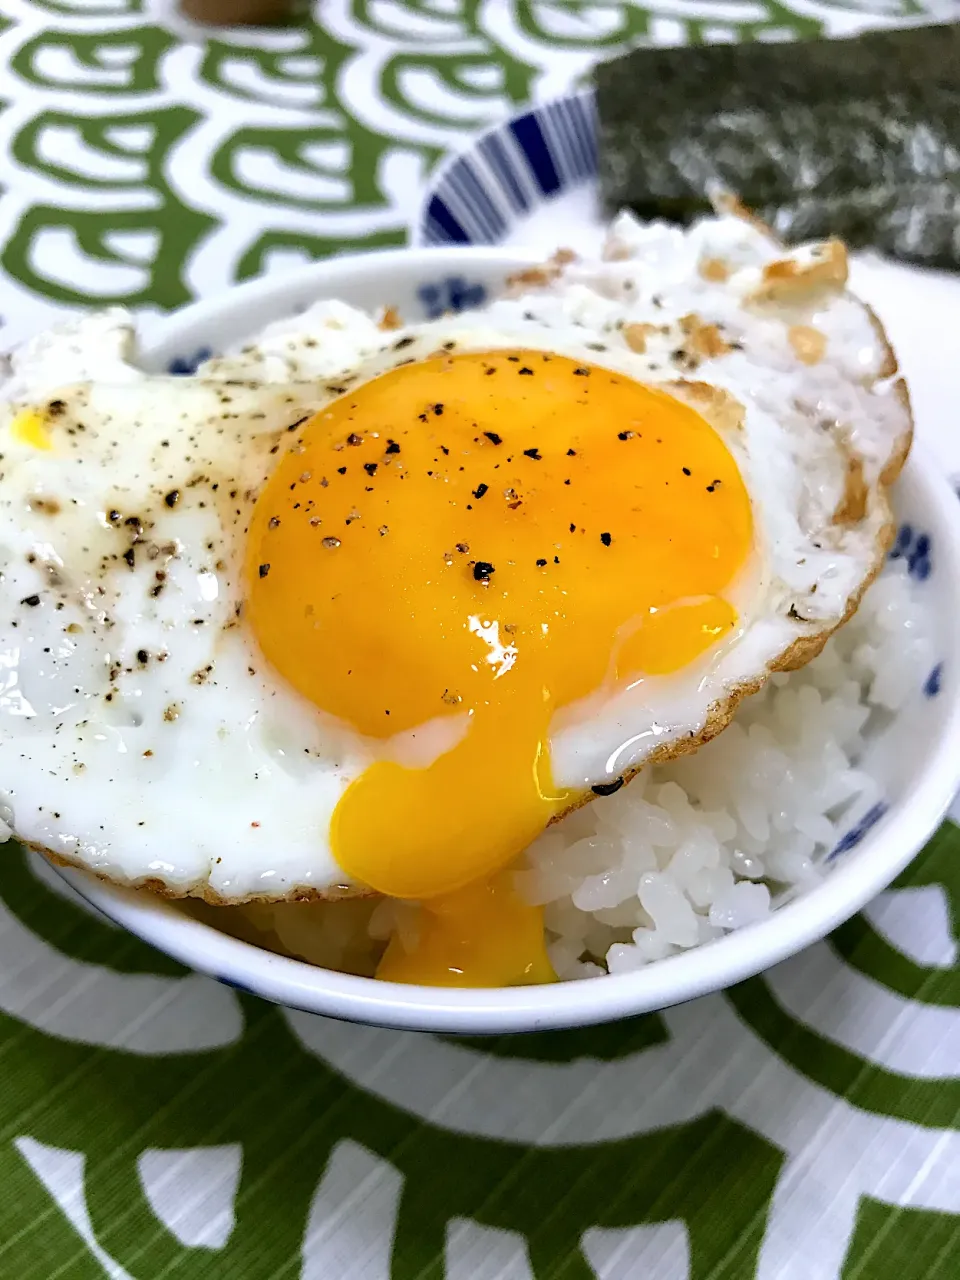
left=246, top=349, right=752, bottom=987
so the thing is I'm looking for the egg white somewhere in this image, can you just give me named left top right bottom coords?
left=0, top=212, right=910, bottom=900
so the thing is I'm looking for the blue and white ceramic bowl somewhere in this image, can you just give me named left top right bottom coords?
left=414, top=90, right=598, bottom=249
left=56, top=246, right=960, bottom=1034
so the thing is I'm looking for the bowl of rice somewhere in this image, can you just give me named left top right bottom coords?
left=53, top=233, right=960, bottom=1034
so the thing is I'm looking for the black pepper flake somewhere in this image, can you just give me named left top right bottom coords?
left=21, top=594, right=40, bottom=607
left=47, top=399, right=66, bottom=418
left=259, top=563, right=270, bottom=578
left=484, top=367, right=496, bottom=376
left=418, top=412, right=428, bottom=423
left=536, top=558, right=547, bottom=567
left=569, top=523, right=576, bottom=533
left=484, top=431, right=502, bottom=445
left=473, top=560, right=494, bottom=581
left=337, top=466, right=347, bottom=475
left=682, top=467, right=691, bottom=476
left=268, top=516, right=280, bottom=529
left=364, top=462, right=378, bottom=476
left=564, top=479, right=571, bottom=486
left=108, top=509, right=121, bottom=524
left=566, top=448, right=576, bottom=456
left=440, top=445, right=450, bottom=455
left=573, top=367, right=589, bottom=376
left=518, top=366, right=534, bottom=375
left=592, top=777, right=625, bottom=797
left=456, top=542, right=469, bottom=554
left=618, top=431, right=633, bottom=441
left=385, top=440, right=400, bottom=454
left=123, top=547, right=136, bottom=568
left=393, top=336, right=415, bottom=350
left=137, top=649, right=149, bottom=664
left=347, top=433, right=362, bottom=446
left=523, top=448, right=541, bottom=460
left=507, top=355, right=519, bottom=363
left=473, top=483, right=489, bottom=499
left=164, top=489, right=180, bottom=507
left=433, top=403, right=444, bottom=416
left=600, top=532, right=612, bottom=547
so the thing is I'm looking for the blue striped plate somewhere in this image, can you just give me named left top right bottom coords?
left=414, top=90, right=598, bottom=247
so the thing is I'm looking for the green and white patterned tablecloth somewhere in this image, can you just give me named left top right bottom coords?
left=1, top=3, right=959, bottom=1276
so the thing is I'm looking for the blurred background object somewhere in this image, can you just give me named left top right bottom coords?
left=179, top=0, right=298, bottom=25
left=597, top=24, right=960, bottom=269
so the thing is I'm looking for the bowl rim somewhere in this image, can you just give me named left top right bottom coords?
left=140, top=244, right=544, bottom=371
left=56, top=246, right=960, bottom=1034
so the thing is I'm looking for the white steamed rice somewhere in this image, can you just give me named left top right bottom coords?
left=210, top=555, right=930, bottom=980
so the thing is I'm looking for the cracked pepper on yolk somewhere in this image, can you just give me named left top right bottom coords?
left=246, top=350, right=752, bottom=986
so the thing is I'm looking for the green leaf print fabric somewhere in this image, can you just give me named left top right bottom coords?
left=0, top=2, right=958, bottom=1275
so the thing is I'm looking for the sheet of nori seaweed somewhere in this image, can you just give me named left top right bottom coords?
left=596, top=24, right=960, bottom=268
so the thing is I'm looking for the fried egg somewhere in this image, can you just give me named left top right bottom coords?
left=0, top=209, right=911, bottom=986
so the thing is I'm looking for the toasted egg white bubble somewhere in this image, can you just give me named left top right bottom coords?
left=0, top=211, right=910, bottom=986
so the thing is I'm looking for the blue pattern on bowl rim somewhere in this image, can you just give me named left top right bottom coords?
left=417, top=90, right=597, bottom=248
left=828, top=801, right=890, bottom=863
left=167, top=346, right=212, bottom=376
left=417, top=275, right=488, bottom=319
left=888, top=522, right=931, bottom=581
left=924, top=662, right=944, bottom=698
